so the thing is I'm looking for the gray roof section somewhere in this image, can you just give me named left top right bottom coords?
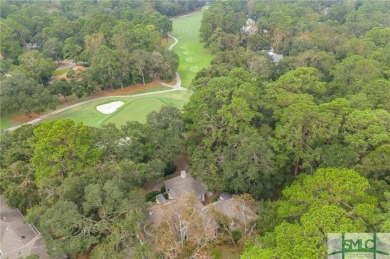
left=271, top=53, right=284, bottom=63
left=220, top=192, right=232, bottom=200
left=156, top=194, right=168, bottom=204
left=164, top=175, right=207, bottom=198
left=167, top=189, right=177, bottom=198
left=0, top=195, right=49, bottom=259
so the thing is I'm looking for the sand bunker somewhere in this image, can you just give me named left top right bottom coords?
left=96, top=101, right=124, bottom=114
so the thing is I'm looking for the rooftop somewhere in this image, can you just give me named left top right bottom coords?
left=202, top=198, right=257, bottom=225
left=164, top=174, right=207, bottom=198
left=0, top=195, right=48, bottom=259
left=220, top=192, right=232, bottom=200
left=156, top=194, right=168, bottom=204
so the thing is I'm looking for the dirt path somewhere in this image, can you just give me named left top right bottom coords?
left=4, top=35, right=186, bottom=131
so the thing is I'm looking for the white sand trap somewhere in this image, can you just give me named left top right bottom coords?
left=96, top=101, right=124, bottom=114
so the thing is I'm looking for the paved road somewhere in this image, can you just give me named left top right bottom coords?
left=4, top=34, right=185, bottom=131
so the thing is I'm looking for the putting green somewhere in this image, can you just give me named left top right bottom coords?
left=103, top=97, right=177, bottom=124
left=44, top=91, right=191, bottom=127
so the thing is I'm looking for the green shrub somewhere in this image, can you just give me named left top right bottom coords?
left=163, top=161, right=177, bottom=176
left=53, top=69, right=69, bottom=76
left=145, top=191, right=160, bottom=202
left=231, top=229, right=242, bottom=243
left=211, top=249, right=222, bottom=259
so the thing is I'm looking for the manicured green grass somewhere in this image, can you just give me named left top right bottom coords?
left=132, top=85, right=171, bottom=94
left=171, top=9, right=213, bottom=87
left=104, top=97, right=180, bottom=125
left=211, top=247, right=240, bottom=259
left=45, top=91, right=191, bottom=127
left=0, top=116, right=12, bottom=129
left=53, top=69, right=69, bottom=76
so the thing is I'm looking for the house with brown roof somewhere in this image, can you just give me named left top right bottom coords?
left=0, top=196, right=48, bottom=259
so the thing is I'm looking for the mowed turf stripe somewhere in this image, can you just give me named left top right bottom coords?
left=101, top=97, right=184, bottom=125
left=171, top=9, right=213, bottom=87
left=101, top=98, right=163, bottom=125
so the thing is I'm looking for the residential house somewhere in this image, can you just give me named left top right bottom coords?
left=148, top=171, right=257, bottom=244
left=0, top=195, right=48, bottom=259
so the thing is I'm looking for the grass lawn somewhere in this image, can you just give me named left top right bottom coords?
left=0, top=85, right=173, bottom=130
left=211, top=246, right=240, bottom=259
left=44, top=91, right=191, bottom=127
left=53, top=69, right=69, bottom=76
left=171, top=9, right=213, bottom=87
left=131, top=85, right=171, bottom=95
left=0, top=115, right=12, bottom=129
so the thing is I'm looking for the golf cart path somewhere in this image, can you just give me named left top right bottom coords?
left=159, top=34, right=186, bottom=90
left=5, top=34, right=185, bottom=131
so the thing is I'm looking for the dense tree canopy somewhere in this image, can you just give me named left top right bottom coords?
left=242, top=168, right=381, bottom=258
left=190, top=0, right=390, bottom=255
left=0, top=70, right=57, bottom=116
left=0, top=106, right=184, bottom=257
